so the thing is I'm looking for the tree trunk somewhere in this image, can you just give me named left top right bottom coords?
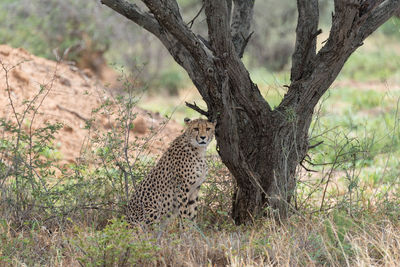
left=172, top=49, right=315, bottom=223
left=225, top=110, right=313, bottom=224
left=102, top=0, right=400, bottom=224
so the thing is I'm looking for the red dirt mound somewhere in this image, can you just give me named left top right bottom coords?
left=0, top=45, right=182, bottom=164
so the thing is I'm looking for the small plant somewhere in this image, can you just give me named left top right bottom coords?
left=0, top=219, right=55, bottom=265
left=306, top=232, right=330, bottom=264
left=198, top=155, right=234, bottom=228
left=0, top=59, right=159, bottom=230
left=324, top=211, right=357, bottom=264
left=0, top=61, right=66, bottom=225
left=71, top=218, right=159, bottom=266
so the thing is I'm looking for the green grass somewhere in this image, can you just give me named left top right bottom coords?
left=309, top=84, right=400, bottom=172
left=338, top=27, right=400, bottom=82
left=340, top=50, right=400, bottom=82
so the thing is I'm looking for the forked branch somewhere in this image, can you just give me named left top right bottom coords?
left=281, top=0, right=400, bottom=112
left=187, top=3, right=204, bottom=28
left=290, top=0, right=319, bottom=82
left=231, top=0, right=255, bottom=57
left=204, top=0, right=232, bottom=56
left=357, top=0, right=400, bottom=39
left=141, top=0, right=207, bottom=60
left=185, top=102, right=209, bottom=117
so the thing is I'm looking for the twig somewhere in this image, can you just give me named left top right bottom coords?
left=299, top=141, right=323, bottom=173
left=28, top=62, right=60, bottom=196
left=0, top=59, right=24, bottom=127
left=56, top=104, right=89, bottom=121
left=187, top=4, right=204, bottom=28
left=308, top=140, right=324, bottom=150
left=185, top=101, right=209, bottom=117
left=295, top=28, right=322, bottom=81
left=300, top=161, right=318, bottom=172
left=312, top=28, right=323, bottom=39
left=238, top=31, right=254, bottom=58
left=319, top=142, right=347, bottom=211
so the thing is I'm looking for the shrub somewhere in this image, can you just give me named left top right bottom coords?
left=0, top=61, right=155, bottom=229
left=70, top=218, right=159, bottom=266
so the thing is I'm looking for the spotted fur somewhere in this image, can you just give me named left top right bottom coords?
left=126, top=118, right=216, bottom=226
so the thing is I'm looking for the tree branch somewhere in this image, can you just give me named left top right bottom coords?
left=282, top=0, right=400, bottom=113
left=101, top=0, right=214, bottom=108
left=357, top=0, right=400, bottom=40
left=360, top=0, right=384, bottom=17
left=230, top=0, right=255, bottom=58
left=290, top=0, right=320, bottom=82
left=204, top=0, right=272, bottom=119
left=204, top=0, right=232, bottom=56
left=330, top=0, right=363, bottom=45
left=142, top=0, right=207, bottom=61
left=185, top=101, right=209, bottom=117
left=100, top=0, right=161, bottom=37
left=187, top=3, right=204, bottom=29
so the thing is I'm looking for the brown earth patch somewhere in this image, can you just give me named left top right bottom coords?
left=0, top=45, right=182, bottom=164
left=333, top=80, right=400, bottom=92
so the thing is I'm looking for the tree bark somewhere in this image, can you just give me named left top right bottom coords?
left=102, top=0, right=400, bottom=224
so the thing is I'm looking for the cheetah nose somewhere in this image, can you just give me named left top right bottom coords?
left=200, top=136, right=206, bottom=140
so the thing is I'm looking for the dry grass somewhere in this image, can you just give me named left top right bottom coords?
left=1, top=158, right=399, bottom=266
left=2, top=209, right=400, bottom=266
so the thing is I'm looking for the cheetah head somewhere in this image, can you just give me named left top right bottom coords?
left=184, top=118, right=216, bottom=148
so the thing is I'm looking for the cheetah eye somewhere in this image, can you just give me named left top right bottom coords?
left=206, top=127, right=211, bottom=131
left=193, top=127, right=199, bottom=131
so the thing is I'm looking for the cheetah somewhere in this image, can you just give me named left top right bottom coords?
left=126, top=118, right=216, bottom=226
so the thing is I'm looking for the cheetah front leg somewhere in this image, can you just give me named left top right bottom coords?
left=177, top=186, right=202, bottom=223
left=185, top=169, right=207, bottom=221
left=170, top=185, right=194, bottom=226
left=174, top=171, right=206, bottom=225
left=187, top=192, right=200, bottom=221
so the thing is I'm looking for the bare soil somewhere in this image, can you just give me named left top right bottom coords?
left=0, top=45, right=182, bottom=164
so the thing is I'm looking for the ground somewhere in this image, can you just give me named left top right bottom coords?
left=0, top=45, right=182, bottom=165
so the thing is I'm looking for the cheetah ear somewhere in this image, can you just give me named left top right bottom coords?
left=184, top=117, right=191, bottom=125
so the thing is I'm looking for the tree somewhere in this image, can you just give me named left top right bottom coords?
left=101, top=0, right=400, bottom=224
